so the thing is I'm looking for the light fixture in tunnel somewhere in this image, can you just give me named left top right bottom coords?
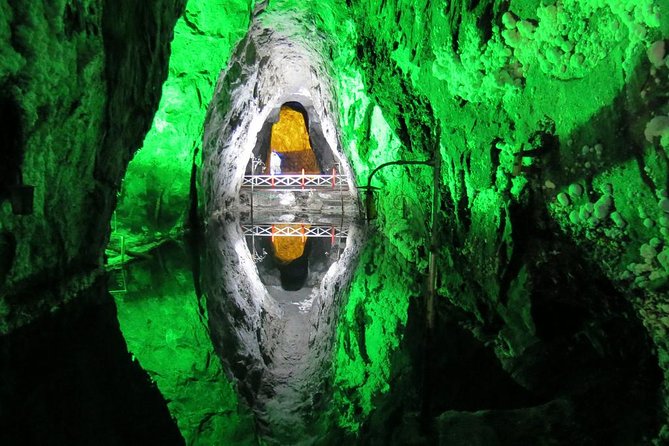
left=358, top=153, right=442, bottom=334
left=360, top=158, right=435, bottom=222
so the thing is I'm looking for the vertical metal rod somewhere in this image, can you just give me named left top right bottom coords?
left=427, top=146, right=441, bottom=331
left=421, top=136, right=442, bottom=434
left=338, top=164, right=344, bottom=219
left=251, top=159, right=255, bottom=255
left=338, top=163, right=345, bottom=261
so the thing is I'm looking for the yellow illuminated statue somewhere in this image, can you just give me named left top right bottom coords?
left=267, top=106, right=321, bottom=262
left=267, top=106, right=319, bottom=174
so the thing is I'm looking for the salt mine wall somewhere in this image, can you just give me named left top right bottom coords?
left=0, top=0, right=185, bottom=332
left=332, top=1, right=669, bottom=444
left=1, top=0, right=669, bottom=445
left=0, top=0, right=188, bottom=444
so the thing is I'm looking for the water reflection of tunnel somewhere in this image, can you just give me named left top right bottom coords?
left=202, top=22, right=363, bottom=441
left=242, top=102, right=352, bottom=291
left=254, top=236, right=340, bottom=291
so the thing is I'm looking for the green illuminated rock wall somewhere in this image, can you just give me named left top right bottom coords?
left=107, top=1, right=260, bottom=444
left=113, top=243, right=257, bottom=445
left=39, top=0, right=664, bottom=441
left=0, top=0, right=185, bottom=330
left=328, top=36, right=436, bottom=436
left=0, top=0, right=190, bottom=443
left=2, top=0, right=667, bottom=443
left=325, top=0, right=669, bottom=443
left=111, top=0, right=255, bottom=250
left=0, top=1, right=107, bottom=331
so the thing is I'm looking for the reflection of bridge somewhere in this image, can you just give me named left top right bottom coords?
left=240, top=170, right=357, bottom=262
left=238, top=170, right=358, bottom=225
left=241, top=172, right=348, bottom=191
left=242, top=223, right=349, bottom=241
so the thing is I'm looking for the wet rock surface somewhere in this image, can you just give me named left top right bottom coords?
left=201, top=3, right=363, bottom=442
left=329, top=0, right=668, bottom=443
left=0, top=0, right=186, bottom=331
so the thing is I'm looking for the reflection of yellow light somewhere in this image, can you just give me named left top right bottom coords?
left=268, top=106, right=319, bottom=174
left=272, top=224, right=310, bottom=263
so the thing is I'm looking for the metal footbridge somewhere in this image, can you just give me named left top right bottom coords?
left=239, top=167, right=357, bottom=261
left=241, top=170, right=349, bottom=192
left=238, top=168, right=357, bottom=226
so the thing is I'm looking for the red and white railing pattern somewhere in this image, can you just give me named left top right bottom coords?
left=242, top=169, right=348, bottom=190
left=242, top=223, right=349, bottom=244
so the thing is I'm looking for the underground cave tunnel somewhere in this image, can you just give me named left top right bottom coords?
left=2, top=0, right=669, bottom=445
left=240, top=102, right=355, bottom=292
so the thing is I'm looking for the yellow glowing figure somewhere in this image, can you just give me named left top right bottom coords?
left=267, top=106, right=319, bottom=174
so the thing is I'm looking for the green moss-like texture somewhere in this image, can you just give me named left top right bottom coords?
left=110, top=0, right=254, bottom=250
left=0, top=1, right=106, bottom=331
left=107, top=1, right=260, bottom=443
left=113, top=243, right=257, bottom=445
left=324, top=0, right=669, bottom=443
left=1, top=0, right=190, bottom=443
left=189, top=0, right=666, bottom=442
left=331, top=233, right=418, bottom=431
left=3, top=0, right=669, bottom=444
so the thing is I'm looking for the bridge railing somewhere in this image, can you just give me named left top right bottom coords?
left=242, top=223, right=349, bottom=241
left=241, top=173, right=349, bottom=190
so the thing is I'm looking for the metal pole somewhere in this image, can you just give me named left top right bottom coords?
left=421, top=131, right=441, bottom=434
left=364, top=159, right=434, bottom=222
left=339, top=164, right=345, bottom=220
left=426, top=148, right=441, bottom=331
left=338, top=163, right=345, bottom=260
left=251, top=160, right=255, bottom=256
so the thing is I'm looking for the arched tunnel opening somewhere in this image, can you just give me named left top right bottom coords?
left=249, top=101, right=338, bottom=175
left=1, top=1, right=669, bottom=446
left=244, top=101, right=347, bottom=293
left=200, top=16, right=363, bottom=441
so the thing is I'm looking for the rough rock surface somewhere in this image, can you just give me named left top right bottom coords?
left=2, top=0, right=669, bottom=444
left=201, top=3, right=362, bottom=442
left=113, top=242, right=258, bottom=445
left=0, top=0, right=185, bottom=331
left=325, top=0, right=669, bottom=444
left=112, top=0, right=255, bottom=245
left=0, top=0, right=187, bottom=443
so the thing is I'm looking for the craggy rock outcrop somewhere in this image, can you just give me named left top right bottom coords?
left=0, top=0, right=185, bottom=331
left=2, top=0, right=669, bottom=444
left=327, top=0, right=669, bottom=444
